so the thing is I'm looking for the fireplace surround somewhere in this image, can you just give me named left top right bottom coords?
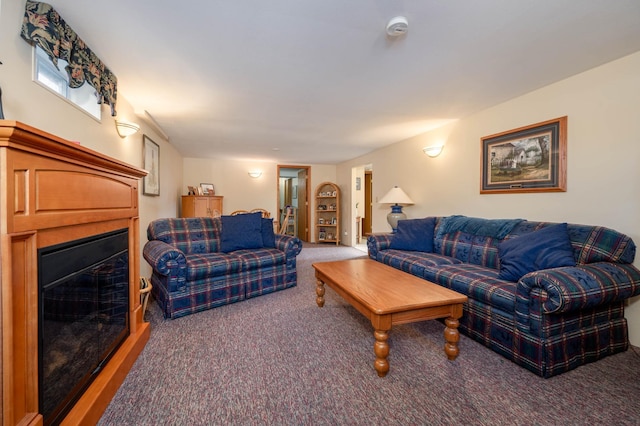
left=0, top=121, right=150, bottom=425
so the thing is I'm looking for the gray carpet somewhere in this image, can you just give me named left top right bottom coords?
left=99, top=244, right=640, bottom=425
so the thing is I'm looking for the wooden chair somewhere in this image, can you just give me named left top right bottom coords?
left=231, top=208, right=271, bottom=218
left=278, top=206, right=297, bottom=235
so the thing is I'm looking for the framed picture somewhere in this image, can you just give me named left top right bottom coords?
left=480, top=116, right=567, bottom=194
left=318, top=231, right=326, bottom=241
left=200, top=183, right=215, bottom=195
left=143, top=135, right=160, bottom=196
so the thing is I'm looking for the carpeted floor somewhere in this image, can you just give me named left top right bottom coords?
left=98, top=244, right=640, bottom=425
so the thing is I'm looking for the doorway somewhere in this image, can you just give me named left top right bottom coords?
left=277, top=165, right=310, bottom=242
left=363, top=171, right=373, bottom=236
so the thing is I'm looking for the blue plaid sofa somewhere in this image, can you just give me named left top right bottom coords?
left=144, top=216, right=302, bottom=319
left=367, top=215, right=640, bottom=377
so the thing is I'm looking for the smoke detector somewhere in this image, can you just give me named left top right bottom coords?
left=386, top=16, right=408, bottom=36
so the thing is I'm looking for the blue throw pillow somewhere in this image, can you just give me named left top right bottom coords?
left=220, top=212, right=264, bottom=253
left=498, top=223, right=576, bottom=281
left=389, top=217, right=435, bottom=252
left=261, top=218, right=276, bottom=248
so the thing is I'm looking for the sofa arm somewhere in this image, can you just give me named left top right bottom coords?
left=275, top=234, right=303, bottom=258
left=367, top=234, right=393, bottom=259
left=515, top=262, right=640, bottom=325
left=143, top=240, right=188, bottom=292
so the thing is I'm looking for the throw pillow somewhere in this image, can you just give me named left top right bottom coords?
left=220, top=212, right=264, bottom=253
left=389, top=217, right=435, bottom=252
left=261, top=218, right=276, bottom=248
left=498, top=222, right=576, bottom=281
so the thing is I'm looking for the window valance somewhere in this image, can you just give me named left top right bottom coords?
left=20, top=1, right=118, bottom=116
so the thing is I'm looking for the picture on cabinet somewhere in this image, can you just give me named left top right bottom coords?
left=200, top=183, right=215, bottom=195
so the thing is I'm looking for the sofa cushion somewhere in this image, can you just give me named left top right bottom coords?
left=378, top=250, right=462, bottom=279
left=221, top=212, right=264, bottom=253
left=186, top=253, right=243, bottom=281
left=234, top=248, right=286, bottom=270
left=261, top=218, right=276, bottom=248
left=147, top=217, right=219, bottom=254
left=498, top=223, right=576, bottom=282
left=389, top=217, right=435, bottom=252
left=436, top=231, right=501, bottom=269
left=434, top=264, right=517, bottom=313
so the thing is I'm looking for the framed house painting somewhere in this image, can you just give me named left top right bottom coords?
left=143, top=135, right=160, bottom=196
left=480, top=116, right=567, bottom=194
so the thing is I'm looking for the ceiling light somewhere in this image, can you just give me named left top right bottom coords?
left=115, top=120, right=140, bottom=138
left=386, top=16, right=408, bottom=37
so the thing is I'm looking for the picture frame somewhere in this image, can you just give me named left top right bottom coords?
left=480, top=116, right=567, bottom=194
left=143, top=135, right=160, bottom=196
left=200, top=183, right=215, bottom=195
left=318, top=231, right=326, bottom=241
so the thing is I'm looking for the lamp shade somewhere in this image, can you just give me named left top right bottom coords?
left=379, top=186, right=414, bottom=205
left=378, top=186, right=414, bottom=233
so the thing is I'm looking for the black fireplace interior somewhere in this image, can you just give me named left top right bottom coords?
left=38, top=228, right=130, bottom=425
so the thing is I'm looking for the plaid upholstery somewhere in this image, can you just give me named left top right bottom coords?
left=147, top=217, right=220, bottom=254
left=144, top=217, right=302, bottom=319
left=367, top=216, right=640, bottom=377
left=435, top=231, right=501, bottom=269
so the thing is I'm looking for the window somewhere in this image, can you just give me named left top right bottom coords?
left=34, top=46, right=101, bottom=120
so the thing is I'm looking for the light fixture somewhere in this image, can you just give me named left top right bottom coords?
left=248, top=171, right=262, bottom=178
left=423, top=145, right=444, bottom=157
left=386, top=16, right=409, bottom=37
left=378, top=186, right=414, bottom=232
left=115, top=120, right=140, bottom=138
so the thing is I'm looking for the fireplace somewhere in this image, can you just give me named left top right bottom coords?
left=1, top=121, right=150, bottom=426
left=38, top=229, right=130, bottom=425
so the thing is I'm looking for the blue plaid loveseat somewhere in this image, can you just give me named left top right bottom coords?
left=144, top=217, right=302, bottom=319
left=367, top=215, right=640, bottom=378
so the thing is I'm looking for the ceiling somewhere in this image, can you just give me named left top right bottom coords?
left=50, top=1, right=640, bottom=164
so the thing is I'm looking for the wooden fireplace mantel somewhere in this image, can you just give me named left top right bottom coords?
left=0, top=120, right=151, bottom=425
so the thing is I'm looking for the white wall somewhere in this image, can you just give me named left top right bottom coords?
left=1, top=0, right=183, bottom=279
left=337, top=51, right=640, bottom=346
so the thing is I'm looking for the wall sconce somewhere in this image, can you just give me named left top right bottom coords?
left=423, top=145, right=444, bottom=157
left=115, top=120, right=140, bottom=138
left=248, top=171, right=262, bottom=178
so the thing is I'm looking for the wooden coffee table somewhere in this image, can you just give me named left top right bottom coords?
left=313, top=258, right=467, bottom=377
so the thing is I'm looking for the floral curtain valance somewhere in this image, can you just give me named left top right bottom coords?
left=20, top=1, right=118, bottom=116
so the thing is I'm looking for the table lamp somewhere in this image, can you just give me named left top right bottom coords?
left=379, top=186, right=414, bottom=232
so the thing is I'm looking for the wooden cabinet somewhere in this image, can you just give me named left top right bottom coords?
left=315, top=182, right=340, bottom=245
left=181, top=195, right=223, bottom=217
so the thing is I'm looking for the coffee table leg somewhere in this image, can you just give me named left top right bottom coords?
left=373, top=330, right=390, bottom=377
left=315, top=279, right=325, bottom=307
left=443, top=317, right=460, bottom=360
